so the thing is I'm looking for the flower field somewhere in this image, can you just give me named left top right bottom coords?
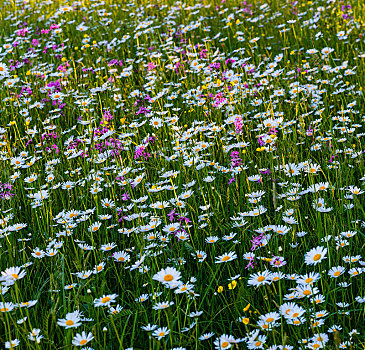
left=1, top=0, right=365, bottom=348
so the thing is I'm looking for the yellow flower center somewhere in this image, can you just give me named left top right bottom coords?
left=313, top=254, right=321, bottom=261
left=164, top=274, right=173, bottom=281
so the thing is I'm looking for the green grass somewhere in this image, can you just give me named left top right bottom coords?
left=0, top=0, right=365, bottom=349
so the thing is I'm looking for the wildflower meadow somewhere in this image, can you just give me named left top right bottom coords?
left=0, top=0, right=365, bottom=348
